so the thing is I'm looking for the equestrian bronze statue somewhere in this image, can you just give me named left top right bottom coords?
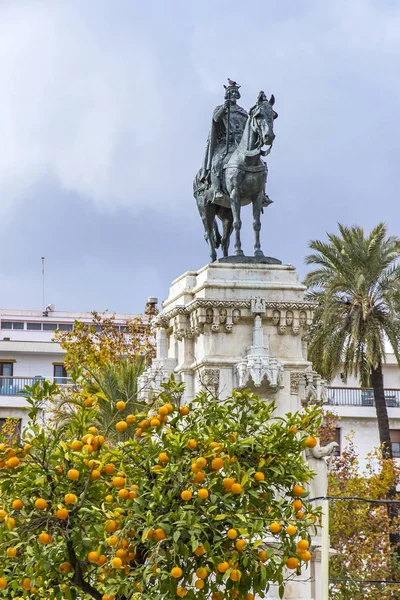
left=193, top=80, right=278, bottom=262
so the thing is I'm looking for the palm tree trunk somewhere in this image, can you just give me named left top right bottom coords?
left=371, top=365, right=400, bottom=562
left=371, top=365, right=392, bottom=459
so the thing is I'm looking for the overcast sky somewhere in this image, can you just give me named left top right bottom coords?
left=1, top=0, right=399, bottom=314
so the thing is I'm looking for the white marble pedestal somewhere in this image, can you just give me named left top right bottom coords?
left=138, top=261, right=328, bottom=599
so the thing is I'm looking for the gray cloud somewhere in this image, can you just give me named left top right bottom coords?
left=0, top=0, right=399, bottom=312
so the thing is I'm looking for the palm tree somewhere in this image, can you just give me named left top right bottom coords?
left=304, top=222, right=400, bottom=459
left=304, top=223, right=400, bottom=559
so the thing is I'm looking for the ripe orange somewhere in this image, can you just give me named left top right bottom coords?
left=112, top=477, right=125, bottom=488
left=158, top=452, right=169, bottom=463
left=88, top=551, right=100, bottom=563
left=235, top=539, right=246, bottom=551
left=116, top=401, right=126, bottom=411
left=297, top=539, right=309, bottom=551
left=68, top=469, right=79, bottom=481
left=6, top=517, right=16, bottom=529
left=102, top=594, right=115, bottom=600
left=150, top=418, right=161, bottom=427
left=211, top=457, right=224, bottom=470
left=64, top=494, right=77, bottom=505
left=181, top=490, right=192, bottom=501
left=293, top=485, right=305, bottom=497
left=129, top=490, right=138, bottom=500
left=158, top=406, right=168, bottom=416
left=296, top=511, right=305, bottom=520
left=116, top=421, right=128, bottom=433
left=194, top=545, right=205, bottom=556
left=196, top=567, right=208, bottom=579
left=84, top=397, right=93, bottom=407
left=71, top=440, right=83, bottom=451
left=135, top=428, right=143, bottom=437
left=292, top=499, right=303, bottom=511
left=105, top=520, right=117, bottom=533
left=91, top=469, right=101, bottom=480
left=104, top=464, right=116, bottom=476
left=305, top=436, right=317, bottom=448
left=154, top=528, right=166, bottom=541
left=107, top=536, right=118, bottom=547
left=0, top=510, right=7, bottom=520
left=299, top=550, right=311, bottom=562
left=115, top=549, right=127, bottom=559
left=246, top=595, right=255, bottom=600
left=180, top=406, right=189, bottom=416
left=286, top=557, right=299, bottom=570
left=60, top=562, right=72, bottom=573
left=7, top=457, right=19, bottom=468
left=195, top=579, right=205, bottom=590
left=254, top=472, right=265, bottom=482
left=139, top=419, right=150, bottom=430
left=286, top=525, right=297, bottom=536
left=193, top=471, right=206, bottom=483
left=217, top=561, right=229, bottom=573
left=223, top=478, right=234, bottom=490
left=38, top=532, right=51, bottom=544
left=231, top=483, right=242, bottom=495
left=230, top=569, right=241, bottom=582
left=6, top=547, right=16, bottom=557
left=88, top=427, right=98, bottom=435
left=258, top=549, right=268, bottom=562
left=269, top=522, right=282, bottom=534
left=84, top=444, right=94, bottom=454
left=35, top=498, right=48, bottom=510
left=118, top=489, right=129, bottom=500
left=56, top=508, right=69, bottom=520
left=105, top=494, right=113, bottom=502
left=177, top=587, right=187, bottom=597
left=227, top=528, right=237, bottom=539
left=165, top=403, right=174, bottom=413
left=171, top=566, right=183, bottom=578
left=11, top=499, right=23, bottom=511
left=0, top=578, right=6, bottom=589
left=22, top=578, right=31, bottom=590
left=196, top=457, right=207, bottom=468
left=187, top=439, right=197, bottom=450
left=197, top=488, right=209, bottom=499
left=97, top=555, right=107, bottom=566
left=126, top=414, right=136, bottom=424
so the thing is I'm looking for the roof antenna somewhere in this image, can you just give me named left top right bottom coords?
left=41, top=257, right=45, bottom=316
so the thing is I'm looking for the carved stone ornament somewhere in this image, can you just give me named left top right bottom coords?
left=290, top=371, right=305, bottom=395
left=201, top=368, right=220, bottom=397
left=137, top=358, right=178, bottom=401
left=236, top=315, right=284, bottom=389
left=251, top=297, right=266, bottom=314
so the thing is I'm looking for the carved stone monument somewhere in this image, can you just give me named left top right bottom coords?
left=139, top=82, right=334, bottom=600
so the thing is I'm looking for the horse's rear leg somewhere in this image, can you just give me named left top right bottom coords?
left=253, top=193, right=264, bottom=257
left=203, top=201, right=218, bottom=262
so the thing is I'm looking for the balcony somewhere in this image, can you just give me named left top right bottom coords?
left=327, top=387, right=400, bottom=408
left=0, top=377, right=72, bottom=396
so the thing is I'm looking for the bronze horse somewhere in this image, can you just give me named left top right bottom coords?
left=194, top=93, right=277, bottom=262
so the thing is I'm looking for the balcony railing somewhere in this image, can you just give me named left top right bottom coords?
left=327, top=387, right=400, bottom=407
left=0, top=377, right=72, bottom=396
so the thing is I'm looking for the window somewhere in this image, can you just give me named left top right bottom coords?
left=27, top=323, right=42, bottom=331
left=54, top=364, right=68, bottom=384
left=390, top=430, right=400, bottom=458
left=1, top=322, right=23, bottom=330
left=0, top=363, right=13, bottom=377
left=57, top=324, right=73, bottom=332
left=43, top=323, right=57, bottom=331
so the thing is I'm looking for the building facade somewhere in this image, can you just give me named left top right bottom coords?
left=0, top=307, right=150, bottom=432
left=326, top=353, right=400, bottom=465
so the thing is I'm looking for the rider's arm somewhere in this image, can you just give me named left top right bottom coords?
left=213, top=104, right=227, bottom=122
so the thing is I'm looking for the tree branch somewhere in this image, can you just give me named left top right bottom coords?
left=66, top=538, right=102, bottom=600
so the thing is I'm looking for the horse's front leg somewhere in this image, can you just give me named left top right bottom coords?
left=253, top=193, right=264, bottom=257
left=230, top=189, right=244, bottom=256
left=197, top=195, right=217, bottom=262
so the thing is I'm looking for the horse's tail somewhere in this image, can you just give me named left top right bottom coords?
left=213, top=219, right=221, bottom=249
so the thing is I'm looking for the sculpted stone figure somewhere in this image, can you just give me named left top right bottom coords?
left=194, top=80, right=278, bottom=262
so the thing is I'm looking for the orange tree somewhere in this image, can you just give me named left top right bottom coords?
left=0, top=378, right=322, bottom=600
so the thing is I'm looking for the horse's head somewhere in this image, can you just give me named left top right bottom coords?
left=249, top=92, right=278, bottom=147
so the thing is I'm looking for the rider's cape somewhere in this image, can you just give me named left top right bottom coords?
left=202, top=104, right=248, bottom=176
